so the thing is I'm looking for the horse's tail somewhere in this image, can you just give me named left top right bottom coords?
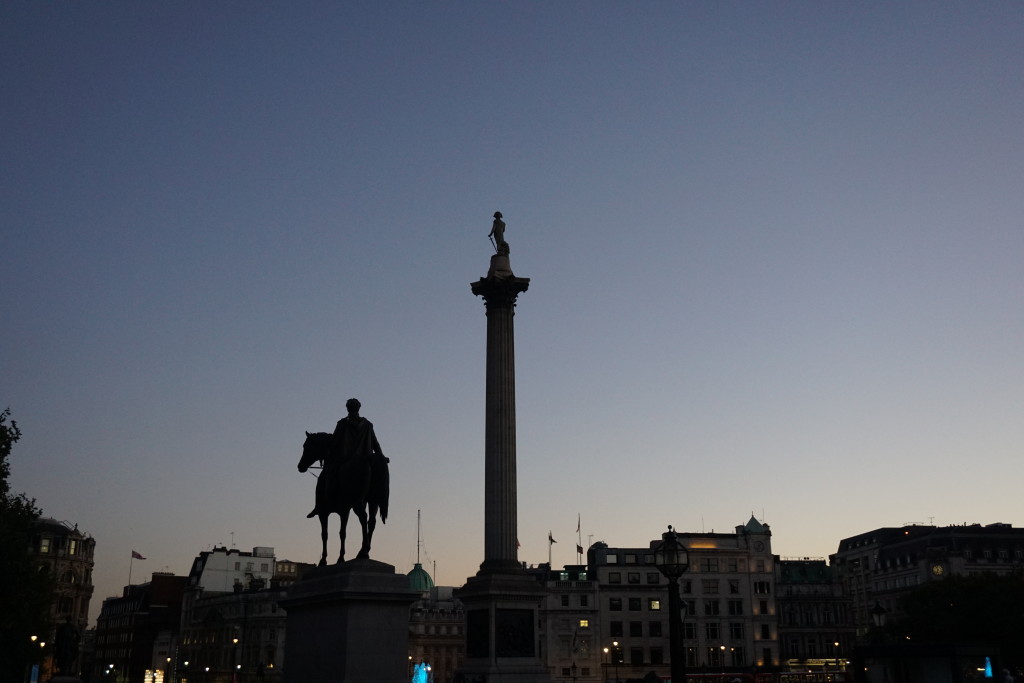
left=371, top=455, right=390, bottom=524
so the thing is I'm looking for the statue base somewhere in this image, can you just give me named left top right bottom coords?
left=279, top=559, right=420, bottom=683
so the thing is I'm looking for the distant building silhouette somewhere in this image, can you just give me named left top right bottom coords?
left=775, top=558, right=854, bottom=672
left=833, top=521, right=1024, bottom=636
left=92, top=572, right=187, bottom=683
left=406, top=563, right=464, bottom=683
left=29, top=517, right=96, bottom=678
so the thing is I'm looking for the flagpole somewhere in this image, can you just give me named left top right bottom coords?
left=128, top=553, right=134, bottom=586
left=577, top=513, right=582, bottom=564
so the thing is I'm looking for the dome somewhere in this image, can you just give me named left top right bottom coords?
left=407, top=563, right=434, bottom=592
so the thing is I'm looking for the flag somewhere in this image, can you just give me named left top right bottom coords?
left=576, top=514, right=580, bottom=534
left=548, top=531, right=557, bottom=545
left=577, top=544, right=584, bottom=555
left=516, top=539, right=521, bottom=549
left=131, top=550, right=146, bottom=560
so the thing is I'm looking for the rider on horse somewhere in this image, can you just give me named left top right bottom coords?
left=307, top=398, right=389, bottom=518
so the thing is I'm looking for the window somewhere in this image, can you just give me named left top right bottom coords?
left=705, top=622, right=720, bottom=639
left=753, top=581, right=771, bottom=594
left=560, top=571, right=570, bottom=581
left=261, top=563, right=269, bottom=572
left=704, top=600, right=720, bottom=616
left=561, top=595, right=570, bottom=607
left=562, top=668, right=571, bottom=677
left=646, top=572, right=661, bottom=584
left=649, top=621, right=662, bottom=637
left=628, top=572, right=640, bottom=584
left=579, top=619, right=589, bottom=628
left=684, top=622, right=697, bottom=640
left=681, top=580, right=692, bottom=594
left=581, top=669, right=590, bottom=677
left=630, top=621, right=643, bottom=637
left=731, top=646, right=745, bottom=666
left=702, top=580, right=720, bottom=594
left=40, top=538, right=50, bottom=553
left=649, top=647, right=663, bottom=665
left=628, top=597, right=641, bottom=611
left=234, top=562, right=241, bottom=570
left=609, top=598, right=622, bottom=611
left=759, top=600, right=769, bottom=615
left=579, top=571, right=588, bottom=580
left=610, top=621, right=623, bottom=637
left=625, top=554, right=637, bottom=565
left=648, top=598, right=661, bottom=611
left=729, top=622, right=744, bottom=639
left=607, top=554, right=619, bottom=564
left=760, top=624, right=770, bottom=640
left=580, top=595, right=589, bottom=607
left=700, top=558, right=719, bottom=572
left=630, top=647, right=644, bottom=665
left=726, top=558, right=738, bottom=572
left=69, top=539, right=78, bottom=555
left=729, top=579, right=740, bottom=594
left=609, top=572, right=622, bottom=584
left=728, top=600, right=744, bottom=615
left=683, top=600, right=696, bottom=617
left=756, top=560, right=766, bottom=572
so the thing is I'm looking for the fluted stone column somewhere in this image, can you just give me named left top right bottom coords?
left=455, top=246, right=551, bottom=683
left=471, top=253, right=529, bottom=571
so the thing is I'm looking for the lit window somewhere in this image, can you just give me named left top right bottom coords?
left=579, top=619, right=589, bottom=628
left=648, top=599, right=661, bottom=611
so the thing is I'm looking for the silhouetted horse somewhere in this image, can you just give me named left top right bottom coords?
left=297, top=431, right=389, bottom=566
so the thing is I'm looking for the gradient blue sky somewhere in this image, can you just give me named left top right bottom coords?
left=3, top=2, right=1022, bottom=625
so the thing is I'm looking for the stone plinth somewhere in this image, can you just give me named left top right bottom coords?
left=280, top=559, right=420, bottom=683
left=455, top=568, right=551, bottom=683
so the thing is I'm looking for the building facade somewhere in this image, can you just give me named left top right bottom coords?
left=92, top=572, right=187, bottom=683
left=833, top=522, right=1024, bottom=637
left=29, top=517, right=96, bottom=678
left=775, top=558, right=854, bottom=673
left=579, top=516, right=780, bottom=681
left=177, top=548, right=312, bottom=683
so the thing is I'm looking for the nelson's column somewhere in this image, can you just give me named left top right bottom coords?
left=455, top=213, right=552, bottom=683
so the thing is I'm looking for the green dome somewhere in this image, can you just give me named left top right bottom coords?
left=407, top=562, right=434, bottom=592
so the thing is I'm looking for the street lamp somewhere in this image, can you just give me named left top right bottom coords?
left=654, top=526, right=690, bottom=683
left=612, top=641, right=621, bottom=683
left=603, top=647, right=609, bottom=683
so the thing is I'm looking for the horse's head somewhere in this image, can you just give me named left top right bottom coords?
left=297, top=431, right=330, bottom=473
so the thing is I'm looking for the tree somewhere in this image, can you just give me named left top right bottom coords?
left=890, top=572, right=1024, bottom=672
left=0, top=408, right=54, bottom=682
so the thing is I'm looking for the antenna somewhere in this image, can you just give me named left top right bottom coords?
left=417, top=509, right=422, bottom=564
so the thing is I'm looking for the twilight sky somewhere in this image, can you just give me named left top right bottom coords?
left=3, top=2, right=1022, bottom=625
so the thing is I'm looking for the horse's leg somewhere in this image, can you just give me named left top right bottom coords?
left=362, top=503, right=378, bottom=559
left=354, top=504, right=371, bottom=559
left=318, top=514, right=329, bottom=567
left=336, top=508, right=351, bottom=564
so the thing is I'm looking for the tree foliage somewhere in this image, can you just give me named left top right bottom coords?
left=0, top=408, right=53, bottom=682
left=891, top=572, right=1024, bottom=670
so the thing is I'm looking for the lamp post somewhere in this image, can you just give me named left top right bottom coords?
left=654, top=525, right=690, bottom=683
left=612, top=641, right=620, bottom=683
left=232, top=637, right=240, bottom=683
left=603, top=647, right=609, bottom=683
